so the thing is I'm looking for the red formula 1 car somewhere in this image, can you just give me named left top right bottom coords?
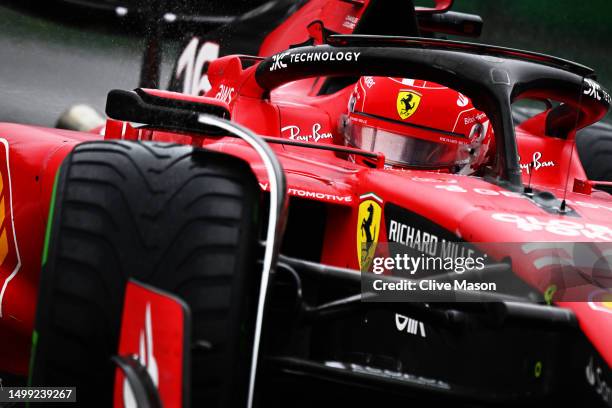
left=1, top=1, right=612, bottom=408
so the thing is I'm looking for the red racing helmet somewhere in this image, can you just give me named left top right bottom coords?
left=344, top=76, right=493, bottom=173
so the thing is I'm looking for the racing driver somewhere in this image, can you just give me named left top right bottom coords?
left=343, top=76, right=493, bottom=174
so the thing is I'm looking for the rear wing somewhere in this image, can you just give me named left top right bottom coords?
left=253, top=36, right=610, bottom=187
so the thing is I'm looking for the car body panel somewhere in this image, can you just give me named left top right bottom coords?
left=1, top=1, right=611, bottom=406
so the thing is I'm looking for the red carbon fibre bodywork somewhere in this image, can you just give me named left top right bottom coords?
left=114, top=280, right=189, bottom=407
left=0, top=126, right=101, bottom=374
left=0, top=0, right=610, bottom=384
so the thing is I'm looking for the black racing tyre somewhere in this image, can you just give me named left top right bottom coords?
left=576, top=120, right=612, bottom=194
left=30, top=140, right=261, bottom=407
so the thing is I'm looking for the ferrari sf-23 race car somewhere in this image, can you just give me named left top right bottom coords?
left=2, top=4, right=612, bottom=408
left=0, top=35, right=611, bottom=407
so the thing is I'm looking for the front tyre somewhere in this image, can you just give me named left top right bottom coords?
left=30, top=140, right=261, bottom=407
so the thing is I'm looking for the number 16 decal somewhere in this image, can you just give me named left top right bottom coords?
left=175, top=38, right=220, bottom=96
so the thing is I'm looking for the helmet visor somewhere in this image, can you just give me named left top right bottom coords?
left=345, top=121, right=465, bottom=168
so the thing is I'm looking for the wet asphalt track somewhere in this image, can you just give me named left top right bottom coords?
left=0, top=3, right=177, bottom=127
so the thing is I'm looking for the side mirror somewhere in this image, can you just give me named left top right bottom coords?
left=415, top=0, right=454, bottom=14
left=417, top=11, right=484, bottom=38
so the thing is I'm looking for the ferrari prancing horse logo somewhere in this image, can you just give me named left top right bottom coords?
left=397, top=91, right=421, bottom=120
left=357, top=194, right=382, bottom=271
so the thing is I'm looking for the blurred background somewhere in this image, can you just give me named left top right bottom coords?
left=454, top=0, right=612, bottom=90
left=0, top=1, right=171, bottom=126
left=0, top=0, right=610, bottom=126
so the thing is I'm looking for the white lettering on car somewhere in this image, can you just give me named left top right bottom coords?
left=214, top=84, right=235, bottom=104
left=258, top=183, right=352, bottom=203
left=434, top=184, right=468, bottom=193
left=395, top=313, right=426, bottom=338
left=491, top=213, right=612, bottom=240
left=519, top=151, right=556, bottom=174
left=176, top=38, right=219, bottom=95
left=343, top=15, right=359, bottom=30
left=420, top=180, right=612, bottom=214
left=584, top=78, right=612, bottom=104
left=463, top=112, right=486, bottom=125
left=281, top=123, right=333, bottom=142
left=269, top=51, right=361, bottom=71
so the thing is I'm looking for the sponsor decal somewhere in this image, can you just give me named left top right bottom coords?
left=214, top=84, right=235, bottom=104
left=363, top=76, right=376, bottom=89
left=584, top=78, right=612, bottom=105
left=588, top=289, right=612, bottom=315
left=175, top=38, right=219, bottom=95
left=410, top=176, right=458, bottom=183
left=395, top=313, right=426, bottom=338
left=519, top=151, right=555, bottom=174
left=324, top=361, right=451, bottom=390
left=357, top=193, right=383, bottom=271
left=258, top=183, right=352, bottom=203
left=396, top=90, right=421, bottom=120
left=270, top=52, right=290, bottom=71
left=457, top=93, right=469, bottom=107
left=385, top=203, right=461, bottom=251
left=0, top=139, right=20, bottom=318
left=431, top=183, right=530, bottom=198
left=388, top=220, right=440, bottom=256
left=439, top=136, right=463, bottom=145
left=492, top=213, right=612, bottom=240
left=269, top=51, right=362, bottom=72
left=415, top=177, right=612, bottom=211
left=287, top=188, right=351, bottom=202
left=342, top=15, right=359, bottom=30
left=387, top=219, right=476, bottom=260
left=123, top=303, right=159, bottom=408
left=281, top=123, right=333, bottom=142
left=432, top=182, right=612, bottom=210
left=433, top=184, right=473, bottom=193
left=384, top=203, right=483, bottom=277
left=463, top=112, right=486, bottom=125
left=585, top=356, right=612, bottom=406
